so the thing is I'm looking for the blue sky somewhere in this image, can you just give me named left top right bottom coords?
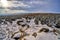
left=0, top=0, right=60, bottom=15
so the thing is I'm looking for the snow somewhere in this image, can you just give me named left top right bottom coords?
left=13, top=33, right=21, bottom=38
left=24, top=35, right=36, bottom=40
left=0, top=18, right=60, bottom=40
left=36, top=32, right=58, bottom=40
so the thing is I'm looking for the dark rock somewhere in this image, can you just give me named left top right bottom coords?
left=11, top=19, right=16, bottom=21
left=55, top=22, right=60, bottom=28
left=21, top=24, right=26, bottom=27
left=17, top=21, right=21, bottom=25
left=55, top=25, right=60, bottom=28
left=39, top=28, right=49, bottom=33
left=32, top=32, right=37, bottom=38
left=14, top=37, right=20, bottom=40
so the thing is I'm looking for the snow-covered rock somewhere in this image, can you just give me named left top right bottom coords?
left=0, top=18, right=60, bottom=40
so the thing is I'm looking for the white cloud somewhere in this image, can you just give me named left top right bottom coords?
left=0, top=9, right=28, bottom=14
left=0, top=1, right=31, bottom=8
left=0, top=0, right=59, bottom=14
left=10, top=1, right=31, bottom=8
left=0, top=1, right=31, bottom=14
left=8, top=10, right=28, bottom=13
left=33, top=10, right=60, bottom=13
left=28, top=1, right=48, bottom=5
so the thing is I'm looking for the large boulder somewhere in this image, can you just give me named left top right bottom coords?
left=55, top=21, right=60, bottom=28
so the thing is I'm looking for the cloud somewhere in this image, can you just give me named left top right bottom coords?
left=0, top=1, right=31, bottom=8
left=1, top=9, right=28, bottom=14
left=29, top=1, right=47, bottom=5
left=8, top=1, right=31, bottom=10
left=32, top=10, right=60, bottom=13
left=0, top=1, right=31, bottom=14
left=10, top=1, right=31, bottom=8
left=0, top=0, right=60, bottom=14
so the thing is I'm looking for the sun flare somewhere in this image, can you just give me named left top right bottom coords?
left=1, top=0, right=8, bottom=7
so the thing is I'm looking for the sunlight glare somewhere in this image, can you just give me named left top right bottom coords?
left=1, top=0, right=8, bottom=7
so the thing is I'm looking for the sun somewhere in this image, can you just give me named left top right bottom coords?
left=1, top=0, right=8, bottom=8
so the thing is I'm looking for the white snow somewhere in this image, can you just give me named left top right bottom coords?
left=36, top=32, right=58, bottom=40
left=0, top=18, right=60, bottom=40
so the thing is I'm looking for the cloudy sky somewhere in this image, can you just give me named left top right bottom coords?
left=0, top=0, right=60, bottom=15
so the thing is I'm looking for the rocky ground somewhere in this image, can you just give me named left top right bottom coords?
left=0, top=13, right=60, bottom=40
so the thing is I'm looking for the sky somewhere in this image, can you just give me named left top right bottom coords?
left=0, top=0, right=60, bottom=15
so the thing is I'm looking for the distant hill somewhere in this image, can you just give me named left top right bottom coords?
left=0, top=13, right=60, bottom=19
